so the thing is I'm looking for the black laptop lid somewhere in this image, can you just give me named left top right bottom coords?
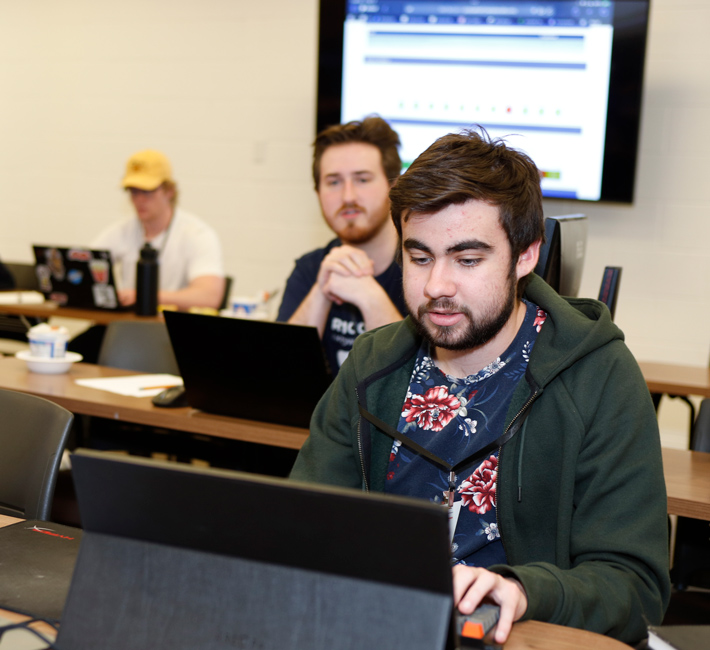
left=163, top=310, right=332, bottom=428
left=69, top=450, right=452, bottom=592
left=59, top=450, right=454, bottom=650
left=32, top=245, right=121, bottom=310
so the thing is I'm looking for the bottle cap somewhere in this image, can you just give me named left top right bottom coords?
left=140, top=242, right=158, bottom=261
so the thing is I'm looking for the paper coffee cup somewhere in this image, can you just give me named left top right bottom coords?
left=27, top=323, right=69, bottom=358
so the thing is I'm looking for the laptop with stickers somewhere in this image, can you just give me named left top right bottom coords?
left=32, top=245, right=122, bottom=311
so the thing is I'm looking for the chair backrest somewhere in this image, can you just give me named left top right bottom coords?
left=0, top=259, right=13, bottom=289
left=0, top=313, right=31, bottom=342
left=0, top=262, right=42, bottom=344
left=98, top=321, right=180, bottom=375
left=690, top=399, right=710, bottom=452
left=218, top=275, right=233, bottom=311
left=0, top=389, right=73, bottom=519
left=5, top=262, right=39, bottom=291
left=598, top=266, right=622, bottom=321
left=4, top=262, right=41, bottom=291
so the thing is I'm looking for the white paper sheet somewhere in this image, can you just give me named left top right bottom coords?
left=75, top=374, right=183, bottom=397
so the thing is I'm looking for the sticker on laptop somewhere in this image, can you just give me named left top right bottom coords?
left=67, top=248, right=92, bottom=262
left=36, top=265, right=52, bottom=293
left=92, top=283, right=117, bottom=309
left=88, top=258, right=109, bottom=284
left=67, top=269, right=84, bottom=285
left=49, top=292, right=69, bottom=305
left=45, top=248, right=65, bottom=281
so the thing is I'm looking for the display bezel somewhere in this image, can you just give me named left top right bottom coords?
left=316, top=0, right=650, bottom=204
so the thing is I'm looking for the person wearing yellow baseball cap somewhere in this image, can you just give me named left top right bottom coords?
left=92, top=149, right=225, bottom=309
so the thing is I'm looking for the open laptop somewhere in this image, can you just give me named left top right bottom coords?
left=58, top=450, right=456, bottom=650
left=32, top=245, right=123, bottom=311
left=163, top=310, right=333, bottom=428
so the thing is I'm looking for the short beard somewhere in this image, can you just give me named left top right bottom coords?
left=333, top=203, right=390, bottom=245
left=408, top=270, right=517, bottom=351
left=337, top=221, right=380, bottom=245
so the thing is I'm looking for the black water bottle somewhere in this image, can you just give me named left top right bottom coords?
left=136, top=242, right=159, bottom=315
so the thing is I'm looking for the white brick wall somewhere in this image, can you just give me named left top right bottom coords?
left=1, top=0, right=708, bottom=442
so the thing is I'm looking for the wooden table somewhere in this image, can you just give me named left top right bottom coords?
left=0, top=616, right=630, bottom=650
left=0, top=515, right=21, bottom=527
left=639, top=360, right=710, bottom=399
left=3, top=357, right=709, bottom=521
left=0, top=356, right=308, bottom=450
left=0, top=523, right=629, bottom=648
left=0, top=301, right=162, bottom=325
left=662, top=447, right=710, bottom=521
left=504, top=620, right=629, bottom=649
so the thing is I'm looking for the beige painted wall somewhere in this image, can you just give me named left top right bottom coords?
left=0, top=0, right=328, bottom=301
left=1, top=0, right=707, bottom=444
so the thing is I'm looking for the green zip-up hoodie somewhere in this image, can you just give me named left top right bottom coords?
left=291, top=274, right=670, bottom=644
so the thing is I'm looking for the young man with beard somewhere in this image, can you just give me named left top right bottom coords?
left=290, top=130, right=670, bottom=645
left=277, top=117, right=407, bottom=374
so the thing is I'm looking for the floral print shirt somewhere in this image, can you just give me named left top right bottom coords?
left=384, top=300, right=547, bottom=566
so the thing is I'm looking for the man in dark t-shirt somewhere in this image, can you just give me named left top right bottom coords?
left=277, top=238, right=406, bottom=372
left=277, top=117, right=407, bottom=373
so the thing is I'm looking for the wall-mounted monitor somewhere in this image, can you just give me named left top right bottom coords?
left=317, top=0, right=650, bottom=203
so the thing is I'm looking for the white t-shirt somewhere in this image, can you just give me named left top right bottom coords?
left=91, top=209, right=224, bottom=292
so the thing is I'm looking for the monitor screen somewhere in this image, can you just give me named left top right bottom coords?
left=317, top=0, right=650, bottom=203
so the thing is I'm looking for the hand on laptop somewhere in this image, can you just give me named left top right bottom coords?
left=452, top=565, right=528, bottom=644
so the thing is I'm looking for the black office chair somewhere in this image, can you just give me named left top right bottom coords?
left=81, top=320, right=180, bottom=452
left=671, top=398, right=710, bottom=590
left=0, top=389, right=73, bottom=520
left=0, top=260, right=13, bottom=289
left=0, top=312, right=32, bottom=345
left=597, top=266, right=622, bottom=321
left=58, top=321, right=184, bottom=523
left=218, top=275, right=233, bottom=311
left=98, top=320, right=179, bottom=375
left=3, top=262, right=40, bottom=291
left=85, top=319, right=229, bottom=466
left=0, top=261, right=44, bottom=348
